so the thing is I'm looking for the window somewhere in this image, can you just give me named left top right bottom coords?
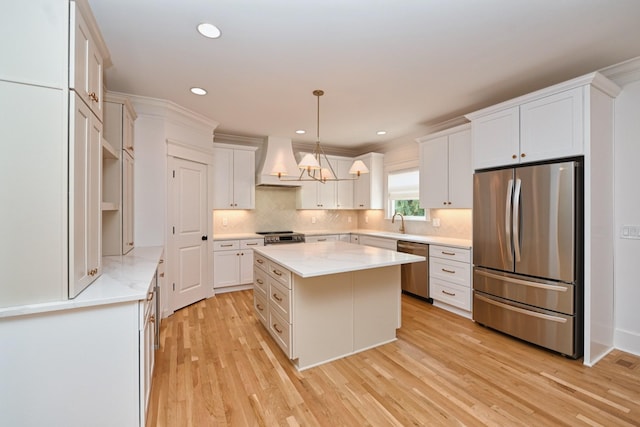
left=387, top=168, right=427, bottom=220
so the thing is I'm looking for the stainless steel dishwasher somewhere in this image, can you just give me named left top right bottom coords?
left=397, top=241, right=431, bottom=302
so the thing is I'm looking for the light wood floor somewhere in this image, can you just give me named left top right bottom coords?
left=146, top=290, right=640, bottom=426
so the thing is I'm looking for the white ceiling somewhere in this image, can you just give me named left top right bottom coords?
left=88, top=0, right=640, bottom=149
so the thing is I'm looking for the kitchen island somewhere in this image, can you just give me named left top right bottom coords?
left=252, top=241, right=424, bottom=370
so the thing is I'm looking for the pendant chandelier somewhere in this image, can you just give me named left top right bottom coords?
left=273, top=89, right=369, bottom=183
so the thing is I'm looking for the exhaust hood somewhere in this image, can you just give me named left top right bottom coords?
left=256, top=136, right=301, bottom=187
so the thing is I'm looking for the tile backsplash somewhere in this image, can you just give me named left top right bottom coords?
left=213, top=186, right=472, bottom=240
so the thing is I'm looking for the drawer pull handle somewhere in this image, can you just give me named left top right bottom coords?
left=318, top=238, right=327, bottom=241
left=221, top=244, right=233, bottom=247
left=246, top=243, right=258, bottom=246
left=256, top=279, right=264, bottom=285
left=147, top=291, right=154, bottom=301
left=442, top=290, right=456, bottom=296
left=441, top=251, right=456, bottom=256
left=273, top=293, right=283, bottom=302
left=442, top=268, right=456, bottom=274
left=256, top=259, right=264, bottom=264
left=273, top=324, right=283, bottom=334
left=273, top=269, right=283, bottom=276
left=256, top=303, right=264, bottom=311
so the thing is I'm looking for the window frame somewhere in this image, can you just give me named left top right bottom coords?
left=384, top=161, right=429, bottom=221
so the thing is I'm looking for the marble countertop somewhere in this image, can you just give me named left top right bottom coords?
left=253, top=241, right=425, bottom=278
left=213, top=230, right=471, bottom=249
left=0, top=246, right=164, bottom=318
left=352, top=230, right=472, bottom=249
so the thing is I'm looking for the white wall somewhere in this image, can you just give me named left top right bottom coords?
left=614, top=79, right=640, bottom=355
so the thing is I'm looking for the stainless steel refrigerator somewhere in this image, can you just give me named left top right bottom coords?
left=472, top=159, right=583, bottom=358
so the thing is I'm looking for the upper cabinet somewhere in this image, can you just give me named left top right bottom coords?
left=353, top=153, right=384, bottom=209
left=336, top=158, right=355, bottom=209
left=295, top=153, right=354, bottom=210
left=467, top=74, right=619, bottom=170
left=0, top=0, right=67, bottom=88
left=213, top=144, right=258, bottom=209
left=417, top=124, right=472, bottom=209
left=103, top=93, right=137, bottom=255
left=1, top=0, right=109, bottom=308
left=70, top=1, right=108, bottom=121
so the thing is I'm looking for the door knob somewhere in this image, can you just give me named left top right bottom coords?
left=201, top=235, right=208, bottom=241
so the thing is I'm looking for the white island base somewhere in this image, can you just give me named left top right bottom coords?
left=253, top=242, right=423, bottom=371
left=291, top=266, right=400, bottom=370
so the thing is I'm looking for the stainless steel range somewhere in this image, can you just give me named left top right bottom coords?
left=256, top=231, right=305, bottom=245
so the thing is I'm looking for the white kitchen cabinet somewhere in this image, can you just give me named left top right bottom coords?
left=1, top=0, right=108, bottom=308
left=70, top=1, right=105, bottom=121
left=0, top=0, right=67, bottom=88
left=103, top=94, right=137, bottom=255
left=469, top=86, right=586, bottom=170
left=339, top=234, right=351, bottom=242
left=296, top=180, right=337, bottom=209
left=213, top=144, right=257, bottom=209
left=336, top=158, right=355, bottom=209
left=213, top=239, right=264, bottom=290
left=353, top=153, right=384, bottom=209
left=417, top=124, right=472, bottom=208
left=0, top=247, right=163, bottom=427
left=429, top=245, right=472, bottom=317
left=69, top=92, right=103, bottom=298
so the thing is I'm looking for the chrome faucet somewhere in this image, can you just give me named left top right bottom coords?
left=391, top=211, right=405, bottom=234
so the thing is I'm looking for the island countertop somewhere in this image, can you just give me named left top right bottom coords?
left=253, top=241, right=424, bottom=278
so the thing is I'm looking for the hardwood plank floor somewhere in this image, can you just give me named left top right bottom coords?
left=146, top=291, right=640, bottom=426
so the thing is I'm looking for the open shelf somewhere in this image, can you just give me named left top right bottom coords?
left=102, top=138, right=119, bottom=160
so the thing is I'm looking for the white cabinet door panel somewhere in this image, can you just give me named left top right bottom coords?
left=520, top=87, right=584, bottom=162
left=419, top=135, right=448, bottom=208
left=447, top=129, right=472, bottom=207
left=472, top=106, right=519, bottom=170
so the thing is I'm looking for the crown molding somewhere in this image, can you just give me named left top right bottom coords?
left=127, top=93, right=219, bottom=132
left=600, top=56, right=640, bottom=87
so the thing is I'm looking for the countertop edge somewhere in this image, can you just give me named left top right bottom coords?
left=0, top=246, right=164, bottom=319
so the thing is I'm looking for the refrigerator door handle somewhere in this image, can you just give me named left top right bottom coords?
left=505, top=178, right=514, bottom=261
left=513, top=178, right=522, bottom=262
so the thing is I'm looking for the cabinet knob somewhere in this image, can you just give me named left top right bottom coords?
left=521, top=153, right=526, bottom=158
left=128, top=242, right=134, bottom=246
left=159, top=272, right=165, bottom=277
left=447, top=201, right=452, bottom=205
left=512, top=154, right=517, bottom=159
left=88, top=92, right=99, bottom=103
left=201, top=235, right=208, bottom=241
left=149, top=315, right=156, bottom=323
left=147, top=291, right=154, bottom=301
left=443, top=202, right=447, bottom=205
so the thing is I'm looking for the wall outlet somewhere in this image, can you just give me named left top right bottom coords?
left=348, top=216, right=352, bottom=223
left=312, top=216, right=316, bottom=224
left=365, top=216, right=369, bottom=224
left=222, top=217, right=228, bottom=227
left=621, top=225, right=640, bottom=239
left=432, top=218, right=440, bottom=227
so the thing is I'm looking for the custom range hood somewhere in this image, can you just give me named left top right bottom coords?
left=255, top=136, right=301, bottom=187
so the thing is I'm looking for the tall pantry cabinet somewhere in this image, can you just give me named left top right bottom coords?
left=0, top=0, right=109, bottom=307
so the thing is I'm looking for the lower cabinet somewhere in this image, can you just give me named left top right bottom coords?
left=213, top=239, right=264, bottom=290
left=0, top=250, right=162, bottom=427
left=429, top=245, right=472, bottom=316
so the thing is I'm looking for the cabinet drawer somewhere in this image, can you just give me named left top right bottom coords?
left=214, top=240, right=239, bottom=251
left=254, top=253, right=268, bottom=272
left=254, top=291, right=268, bottom=328
left=429, top=245, right=470, bottom=263
left=431, top=278, right=471, bottom=311
left=269, top=279, right=292, bottom=322
left=269, top=307, right=292, bottom=358
left=241, top=239, right=264, bottom=249
left=268, top=260, right=292, bottom=289
left=430, top=258, right=471, bottom=287
left=253, top=267, right=268, bottom=296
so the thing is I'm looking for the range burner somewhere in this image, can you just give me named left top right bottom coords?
left=256, top=231, right=305, bottom=245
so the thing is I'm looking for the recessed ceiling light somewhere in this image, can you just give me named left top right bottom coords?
left=295, top=130, right=306, bottom=135
left=376, top=130, right=387, bottom=135
left=190, top=87, right=207, bottom=96
left=197, top=23, right=221, bottom=39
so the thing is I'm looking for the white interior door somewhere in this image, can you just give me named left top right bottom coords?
left=169, top=157, right=209, bottom=311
